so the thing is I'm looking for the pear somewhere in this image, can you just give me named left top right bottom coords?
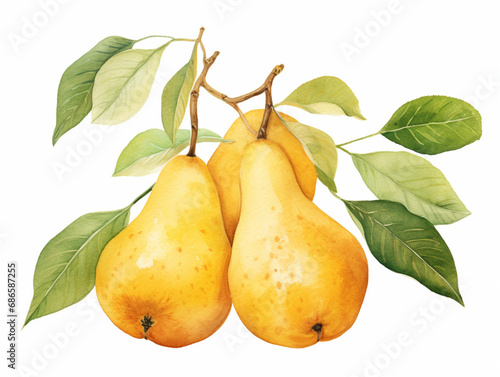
left=96, top=155, right=232, bottom=348
left=208, top=110, right=317, bottom=243
left=229, top=140, right=368, bottom=348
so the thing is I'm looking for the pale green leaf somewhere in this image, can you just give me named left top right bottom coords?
left=53, top=36, right=135, bottom=144
left=381, top=96, right=482, bottom=154
left=284, top=121, right=338, bottom=193
left=345, top=200, right=463, bottom=305
left=162, top=42, right=198, bottom=143
left=92, top=45, right=168, bottom=125
left=351, top=151, right=470, bottom=224
left=277, top=76, right=365, bottom=120
left=113, top=129, right=231, bottom=177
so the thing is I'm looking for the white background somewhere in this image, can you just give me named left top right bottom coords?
left=1, top=0, right=499, bottom=376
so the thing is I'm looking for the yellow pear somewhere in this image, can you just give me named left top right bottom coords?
left=208, top=110, right=317, bottom=243
left=96, top=155, right=232, bottom=348
left=229, top=140, right=368, bottom=348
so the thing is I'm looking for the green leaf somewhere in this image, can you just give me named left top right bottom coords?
left=351, top=151, right=470, bottom=224
left=161, top=41, right=198, bottom=143
left=24, top=208, right=131, bottom=327
left=345, top=199, right=464, bottom=305
left=285, top=121, right=338, bottom=193
left=92, top=44, right=169, bottom=125
left=276, top=76, right=365, bottom=120
left=113, top=129, right=230, bottom=177
left=114, top=129, right=172, bottom=176
left=53, top=36, right=135, bottom=145
left=380, top=96, right=482, bottom=154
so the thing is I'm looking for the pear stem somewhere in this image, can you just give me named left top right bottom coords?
left=256, top=65, right=282, bottom=139
left=202, top=65, right=283, bottom=136
left=187, top=30, right=284, bottom=154
left=187, top=27, right=209, bottom=157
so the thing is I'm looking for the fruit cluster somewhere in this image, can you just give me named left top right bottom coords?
left=96, top=109, right=368, bottom=348
left=25, top=29, right=477, bottom=350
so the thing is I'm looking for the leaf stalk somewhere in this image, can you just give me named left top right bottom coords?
left=336, top=131, right=381, bottom=148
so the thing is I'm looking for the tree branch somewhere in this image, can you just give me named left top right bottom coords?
left=187, top=50, right=219, bottom=157
left=187, top=32, right=284, bottom=155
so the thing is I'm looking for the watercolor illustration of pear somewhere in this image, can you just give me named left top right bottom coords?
left=229, top=139, right=368, bottom=348
left=96, top=155, right=232, bottom=348
left=208, top=109, right=317, bottom=243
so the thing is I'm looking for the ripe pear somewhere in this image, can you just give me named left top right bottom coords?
left=96, top=155, right=232, bottom=348
left=230, top=140, right=368, bottom=348
left=208, top=110, right=317, bottom=243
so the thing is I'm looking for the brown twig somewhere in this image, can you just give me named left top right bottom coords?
left=204, top=65, right=283, bottom=139
left=187, top=50, right=219, bottom=157
left=202, top=64, right=283, bottom=104
left=186, top=33, right=284, bottom=156
left=256, top=65, right=282, bottom=139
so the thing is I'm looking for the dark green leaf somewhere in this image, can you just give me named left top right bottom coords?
left=24, top=208, right=130, bottom=326
left=53, top=36, right=135, bottom=145
left=381, top=96, right=481, bottom=154
left=345, top=199, right=463, bottom=305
